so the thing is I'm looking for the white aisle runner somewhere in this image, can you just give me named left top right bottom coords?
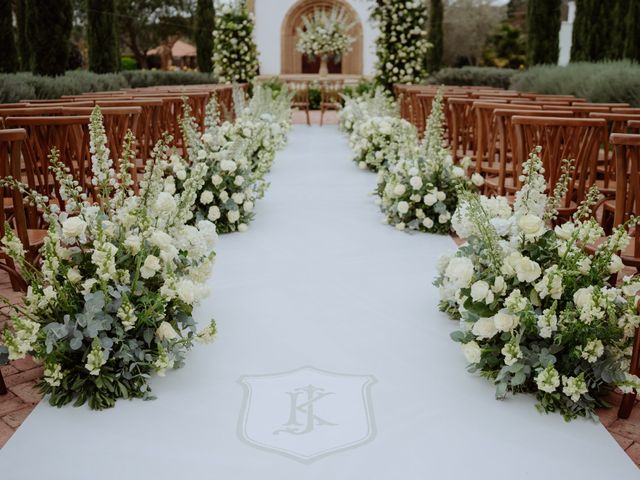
left=0, top=125, right=638, bottom=478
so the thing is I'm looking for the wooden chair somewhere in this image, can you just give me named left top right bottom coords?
left=289, top=81, right=311, bottom=126
left=512, top=116, right=606, bottom=219
left=448, top=97, right=475, bottom=161
left=4, top=115, right=93, bottom=202
left=319, top=80, right=343, bottom=126
left=61, top=106, right=141, bottom=167
left=606, top=133, right=640, bottom=418
left=630, top=120, right=640, bottom=134
left=484, top=109, right=573, bottom=196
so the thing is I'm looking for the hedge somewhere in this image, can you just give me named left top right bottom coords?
left=0, top=70, right=218, bottom=103
left=510, top=61, right=640, bottom=106
left=428, top=66, right=519, bottom=89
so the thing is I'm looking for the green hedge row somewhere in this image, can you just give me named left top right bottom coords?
left=0, top=70, right=218, bottom=103
left=427, top=62, right=640, bottom=107
left=510, top=61, right=640, bottom=106
left=428, top=66, right=519, bottom=89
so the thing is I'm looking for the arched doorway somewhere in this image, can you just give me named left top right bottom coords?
left=281, top=0, right=363, bottom=75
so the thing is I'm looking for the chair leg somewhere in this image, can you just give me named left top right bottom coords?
left=306, top=108, right=310, bottom=126
left=618, top=392, right=636, bottom=419
left=0, top=369, right=7, bottom=395
left=320, top=107, right=324, bottom=127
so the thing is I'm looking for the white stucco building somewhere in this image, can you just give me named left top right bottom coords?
left=247, top=0, right=378, bottom=76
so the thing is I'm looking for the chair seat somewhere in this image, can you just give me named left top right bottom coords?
left=27, top=229, right=47, bottom=249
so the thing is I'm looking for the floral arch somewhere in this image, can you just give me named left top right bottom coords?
left=280, top=0, right=364, bottom=75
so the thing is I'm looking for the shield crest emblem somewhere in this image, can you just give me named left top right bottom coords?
left=238, top=366, right=377, bottom=463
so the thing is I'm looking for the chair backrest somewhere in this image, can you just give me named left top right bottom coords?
left=4, top=115, right=93, bottom=202
left=512, top=116, right=606, bottom=210
left=288, top=82, right=310, bottom=105
left=61, top=106, right=141, bottom=163
left=611, top=133, right=640, bottom=228
left=473, top=102, right=540, bottom=172
left=629, top=120, right=640, bottom=133
left=320, top=81, right=343, bottom=105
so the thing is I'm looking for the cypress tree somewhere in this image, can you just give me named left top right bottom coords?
left=15, top=0, right=30, bottom=70
left=526, top=0, right=561, bottom=65
left=25, top=0, right=73, bottom=76
left=624, top=0, right=640, bottom=61
left=606, top=0, right=628, bottom=59
left=195, top=0, right=215, bottom=73
left=0, top=0, right=19, bottom=73
left=87, top=0, right=119, bottom=73
left=588, top=0, right=609, bottom=61
left=571, top=0, right=591, bottom=61
left=426, top=0, right=444, bottom=71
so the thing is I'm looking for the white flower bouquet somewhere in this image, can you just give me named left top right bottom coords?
left=376, top=92, right=477, bottom=233
left=350, top=116, right=417, bottom=171
left=434, top=147, right=640, bottom=420
left=296, top=7, right=356, bottom=59
left=0, top=108, right=217, bottom=410
left=338, top=87, right=397, bottom=136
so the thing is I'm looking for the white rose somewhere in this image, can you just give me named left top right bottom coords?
left=176, top=280, right=195, bottom=305
left=220, top=159, right=237, bottom=172
left=409, top=176, right=423, bottom=190
left=149, top=230, right=173, bottom=251
left=436, top=191, right=446, bottom=202
left=238, top=223, right=248, bottom=232
left=515, top=256, right=541, bottom=283
left=232, top=193, right=245, bottom=204
left=176, top=170, right=187, bottom=181
left=518, top=214, right=545, bottom=237
left=140, top=255, right=161, bottom=279
left=470, top=280, right=490, bottom=302
left=207, top=206, right=221, bottom=221
left=228, top=210, right=240, bottom=223
left=62, top=217, right=87, bottom=239
left=452, top=166, right=465, bottom=178
left=423, top=217, right=434, bottom=228
left=554, top=223, right=575, bottom=240
left=397, top=201, right=410, bottom=214
left=472, top=317, right=498, bottom=340
left=156, top=321, right=179, bottom=341
left=395, top=222, right=406, bottom=231
left=393, top=184, right=406, bottom=196
left=154, top=192, right=177, bottom=213
left=211, top=174, right=223, bottom=186
left=462, top=341, right=482, bottom=364
left=243, top=201, right=254, bottom=212
left=438, top=213, right=450, bottom=224
left=219, top=190, right=229, bottom=202
left=494, top=310, right=519, bottom=332
left=234, top=175, right=245, bottom=186
left=445, top=257, right=474, bottom=289
left=471, top=172, right=485, bottom=187
left=200, top=190, right=214, bottom=205
left=573, top=287, right=593, bottom=309
left=423, top=193, right=437, bottom=206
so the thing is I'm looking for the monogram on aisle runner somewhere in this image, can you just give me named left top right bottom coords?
left=238, top=367, right=377, bottom=462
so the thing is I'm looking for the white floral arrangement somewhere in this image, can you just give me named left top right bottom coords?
left=434, top=146, right=640, bottom=420
left=296, top=6, right=356, bottom=59
left=376, top=93, right=479, bottom=233
left=371, top=0, right=431, bottom=90
left=176, top=86, right=291, bottom=234
left=351, top=116, right=417, bottom=172
left=0, top=107, right=217, bottom=410
left=212, top=0, right=259, bottom=84
left=338, top=87, right=397, bottom=136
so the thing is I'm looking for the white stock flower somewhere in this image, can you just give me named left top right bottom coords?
left=140, top=255, right=161, bottom=279
left=154, top=192, right=177, bottom=213
left=156, top=321, right=179, bottom=342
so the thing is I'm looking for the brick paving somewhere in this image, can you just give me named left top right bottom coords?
left=1, top=112, right=640, bottom=468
